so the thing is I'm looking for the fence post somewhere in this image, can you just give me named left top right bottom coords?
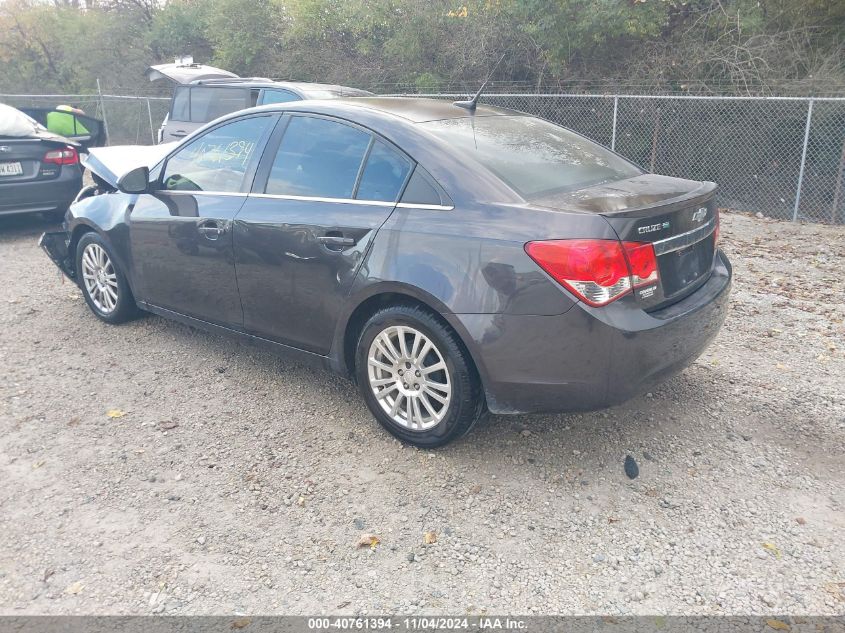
left=96, top=78, right=110, bottom=146
left=610, top=95, right=619, bottom=151
left=792, top=98, right=814, bottom=222
left=146, top=98, right=155, bottom=144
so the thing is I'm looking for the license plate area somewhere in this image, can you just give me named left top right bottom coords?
left=658, top=237, right=714, bottom=297
left=0, top=161, right=24, bottom=176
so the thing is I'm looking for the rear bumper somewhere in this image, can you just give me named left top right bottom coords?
left=0, top=168, right=82, bottom=216
left=39, top=230, right=76, bottom=280
left=451, top=250, right=732, bottom=414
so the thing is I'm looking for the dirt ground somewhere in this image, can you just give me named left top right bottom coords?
left=0, top=210, right=843, bottom=615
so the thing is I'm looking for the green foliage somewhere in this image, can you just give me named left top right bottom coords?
left=0, top=0, right=842, bottom=94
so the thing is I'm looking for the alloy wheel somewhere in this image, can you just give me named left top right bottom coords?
left=367, top=325, right=452, bottom=431
left=81, top=243, right=118, bottom=314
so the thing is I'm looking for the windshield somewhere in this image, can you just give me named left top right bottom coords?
left=419, top=115, right=641, bottom=197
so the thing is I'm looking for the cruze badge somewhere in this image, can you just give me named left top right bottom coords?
left=692, top=207, right=707, bottom=223
left=0, top=146, right=10, bottom=153
left=638, top=221, right=670, bottom=235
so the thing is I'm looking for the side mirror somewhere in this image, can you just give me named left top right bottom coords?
left=117, top=166, right=150, bottom=194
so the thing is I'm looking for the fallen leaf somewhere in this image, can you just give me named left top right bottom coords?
left=822, top=582, right=845, bottom=601
left=157, top=420, right=178, bottom=431
left=65, top=581, right=84, bottom=595
left=32, top=460, right=45, bottom=469
left=469, top=484, right=482, bottom=494
left=423, top=531, right=437, bottom=545
left=356, top=533, right=380, bottom=549
left=336, top=601, right=351, bottom=609
left=230, top=617, right=251, bottom=629
left=42, top=568, right=55, bottom=582
left=762, top=542, right=782, bottom=558
left=795, top=517, right=806, bottom=525
left=766, top=619, right=790, bottom=631
left=607, top=517, right=621, bottom=524
left=296, top=496, right=305, bottom=506
left=67, top=417, right=80, bottom=427
left=106, top=409, right=127, bottom=419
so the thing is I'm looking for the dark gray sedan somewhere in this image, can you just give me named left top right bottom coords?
left=1, top=103, right=83, bottom=220
left=40, top=98, right=731, bottom=447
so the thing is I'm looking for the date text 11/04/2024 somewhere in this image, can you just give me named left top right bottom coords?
left=306, top=617, right=528, bottom=630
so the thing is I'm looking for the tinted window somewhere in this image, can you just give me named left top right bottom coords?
left=260, top=89, right=299, bottom=105
left=400, top=167, right=444, bottom=206
left=189, top=87, right=251, bottom=123
left=162, top=116, right=272, bottom=193
left=356, top=140, right=411, bottom=202
left=420, top=116, right=641, bottom=197
left=171, top=86, right=190, bottom=121
left=265, top=116, right=370, bottom=198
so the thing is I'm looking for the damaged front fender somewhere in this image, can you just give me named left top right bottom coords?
left=39, top=230, right=76, bottom=281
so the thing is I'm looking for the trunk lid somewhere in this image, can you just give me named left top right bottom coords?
left=0, top=136, right=73, bottom=183
left=146, top=62, right=238, bottom=85
left=533, top=174, right=718, bottom=310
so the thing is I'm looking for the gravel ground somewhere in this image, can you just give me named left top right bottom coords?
left=0, top=210, right=843, bottom=616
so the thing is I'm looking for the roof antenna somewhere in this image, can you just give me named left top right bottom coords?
left=454, top=53, right=506, bottom=112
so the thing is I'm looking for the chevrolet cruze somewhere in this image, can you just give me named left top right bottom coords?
left=41, top=97, right=731, bottom=447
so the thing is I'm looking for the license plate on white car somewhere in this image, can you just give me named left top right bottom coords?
left=0, top=162, right=23, bottom=176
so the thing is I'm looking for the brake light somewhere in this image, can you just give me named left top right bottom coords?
left=43, top=146, right=78, bottom=166
left=622, top=241, right=659, bottom=287
left=525, top=239, right=659, bottom=307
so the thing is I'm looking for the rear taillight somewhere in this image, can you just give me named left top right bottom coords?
left=43, top=146, right=78, bottom=166
left=525, top=239, right=659, bottom=307
left=622, top=241, right=659, bottom=287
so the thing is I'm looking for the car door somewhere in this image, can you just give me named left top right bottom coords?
left=129, top=113, right=277, bottom=329
left=234, top=114, right=413, bottom=354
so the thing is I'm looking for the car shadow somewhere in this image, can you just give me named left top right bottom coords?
left=134, top=312, right=724, bottom=478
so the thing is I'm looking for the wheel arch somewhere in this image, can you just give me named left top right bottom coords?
left=333, top=284, right=490, bottom=395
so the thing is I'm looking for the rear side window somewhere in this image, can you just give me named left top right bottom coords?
left=189, top=87, right=250, bottom=123
left=162, top=116, right=273, bottom=193
left=400, top=167, right=446, bottom=206
left=265, top=116, right=371, bottom=198
left=355, top=140, right=411, bottom=202
left=260, top=89, right=299, bottom=105
left=171, top=87, right=190, bottom=122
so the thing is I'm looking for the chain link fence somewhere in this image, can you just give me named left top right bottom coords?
left=3, top=91, right=844, bottom=223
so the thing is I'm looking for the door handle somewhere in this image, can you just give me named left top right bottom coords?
left=318, top=235, right=355, bottom=247
left=171, top=131, right=188, bottom=138
left=198, top=220, right=226, bottom=241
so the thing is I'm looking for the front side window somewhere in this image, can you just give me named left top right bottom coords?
left=265, top=116, right=371, bottom=198
left=189, top=87, right=251, bottom=123
left=419, top=116, right=641, bottom=198
left=162, top=116, right=272, bottom=193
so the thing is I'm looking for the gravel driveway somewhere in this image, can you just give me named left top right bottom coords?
left=1, top=211, right=843, bottom=615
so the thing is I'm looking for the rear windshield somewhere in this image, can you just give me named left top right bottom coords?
left=419, top=116, right=641, bottom=197
left=171, top=87, right=251, bottom=123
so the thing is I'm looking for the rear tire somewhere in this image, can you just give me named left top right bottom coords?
left=355, top=305, right=484, bottom=448
left=75, top=232, right=138, bottom=324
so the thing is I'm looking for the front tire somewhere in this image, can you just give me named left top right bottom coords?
left=75, top=232, right=138, bottom=324
left=355, top=305, right=484, bottom=448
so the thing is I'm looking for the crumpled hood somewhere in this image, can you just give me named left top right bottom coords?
left=83, top=143, right=176, bottom=187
